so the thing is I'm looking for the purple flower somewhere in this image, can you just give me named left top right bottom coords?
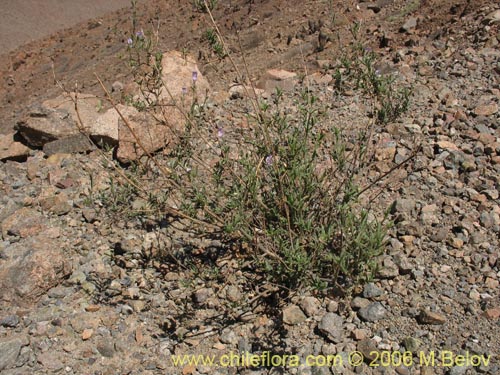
left=136, top=29, right=144, bottom=38
left=181, top=87, right=187, bottom=95
left=192, top=71, right=198, bottom=83
left=126, top=38, right=133, bottom=45
left=217, top=127, right=224, bottom=138
left=265, top=155, right=273, bottom=166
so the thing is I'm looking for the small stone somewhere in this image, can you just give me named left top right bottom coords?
left=484, top=9, right=500, bottom=24
left=480, top=211, right=499, bottom=229
left=85, top=304, right=100, bottom=312
left=474, top=103, right=498, bottom=116
left=363, top=283, right=383, bottom=298
left=485, top=277, right=499, bottom=289
left=391, top=198, right=416, bottom=214
left=300, top=296, right=321, bottom=317
left=220, top=327, right=239, bottom=345
left=418, top=310, right=446, bottom=325
left=193, top=288, right=212, bottom=304
left=81, top=208, right=98, bottom=223
left=129, top=300, right=146, bottom=313
left=436, top=140, right=460, bottom=151
left=0, top=315, right=20, bottom=328
left=225, top=285, right=242, bottom=302
left=403, top=337, right=422, bottom=352
left=97, top=342, right=115, bottom=357
left=326, top=300, right=338, bottom=312
left=357, top=339, right=378, bottom=361
left=351, top=297, right=371, bottom=310
left=282, top=304, right=307, bottom=325
left=400, top=17, right=418, bottom=32
left=39, top=194, right=72, bottom=215
left=82, top=328, right=93, bottom=340
left=318, top=313, right=344, bottom=343
left=484, top=307, right=500, bottom=320
left=358, top=302, right=387, bottom=322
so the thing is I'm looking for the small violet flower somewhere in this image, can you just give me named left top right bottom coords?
left=265, top=155, right=273, bottom=166
left=181, top=87, right=187, bottom=95
left=217, top=127, right=224, bottom=138
left=192, top=71, right=198, bottom=83
left=136, top=29, right=144, bottom=38
left=126, top=38, right=133, bottom=45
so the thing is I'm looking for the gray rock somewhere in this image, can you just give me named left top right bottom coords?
left=391, top=198, right=416, bottom=215
left=42, top=134, right=94, bottom=156
left=318, top=312, right=344, bottom=343
left=447, top=365, right=469, bottom=375
left=401, top=17, right=418, bottom=32
left=351, top=297, right=371, bottom=310
left=0, top=336, right=29, bottom=371
left=358, top=302, right=387, bottom=322
left=96, top=341, right=115, bottom=357
left=0, top=315, right=20, bottom=328
left=300, top=296, right=321, bottom=317
left=363, top=283, right=383, bottom=298
left=193, top=288, right=212, bottom=304
left=220, top=327, right=239, bottom=345
left=282, top=304, right=307, bottom=325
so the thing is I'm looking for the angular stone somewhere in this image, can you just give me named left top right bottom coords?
left=282, top=304, right=307, bottom=325
left=1, top=207, right=46, bottom=238
left=0, top=236, right=72, bottom=306
left=39, top=193, right=72, bottom=216
left=116, top=108, right=178, bottom=163
left=318, top=312, right=344, bottom=343
left=0, top=133, right=30, bottom=161
left=436, top=140, right=459, bottom=151
left=358, top=302, right=387, bottom=322
left=0, top=335, right=29, bottom=371
left=418, top=309, right=446, bottom=325
left=42, top=134, right=94, bottom=156
left=400, top=17, right=418, bottom=33
left=474, top=103, right=498, bottom=116
left=300, top=296, right=321, bottom=317
left=158, top=50, right=210, bottom=101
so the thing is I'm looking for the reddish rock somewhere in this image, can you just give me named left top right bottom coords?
left=1, top=207, right=46, bottom=238
left=0, top=236, right=72, bottom=306
left=473, top=103, right=498, bottom=116
left=484, top=308, right=500, bottom=320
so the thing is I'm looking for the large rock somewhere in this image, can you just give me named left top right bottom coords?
left=158, top=50, right=211, bottom=100
left=0, top=236, right=72, bottom=306
left=16, top=51, right=210, bottom=162
left=116, top=50, right=210, bottom=162
left=115, top=104, right=182, bottom=163
left=16, top=93, right=112, bottom=150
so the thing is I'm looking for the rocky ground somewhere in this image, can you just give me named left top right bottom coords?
left=1, top=0, right=500, bottom=374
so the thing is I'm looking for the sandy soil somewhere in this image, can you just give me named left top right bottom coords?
left=0, top=0, right=130, bottom=53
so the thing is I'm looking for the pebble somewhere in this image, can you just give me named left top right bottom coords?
left=358, top=302, right=388, bottom=322
left=418, top=310, right=446, bottom=325
left=282, top=304, right=307, bottom=325
left=318, top=313, right=344, bottom=343
left=300, top=296, right=321, bottom=317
